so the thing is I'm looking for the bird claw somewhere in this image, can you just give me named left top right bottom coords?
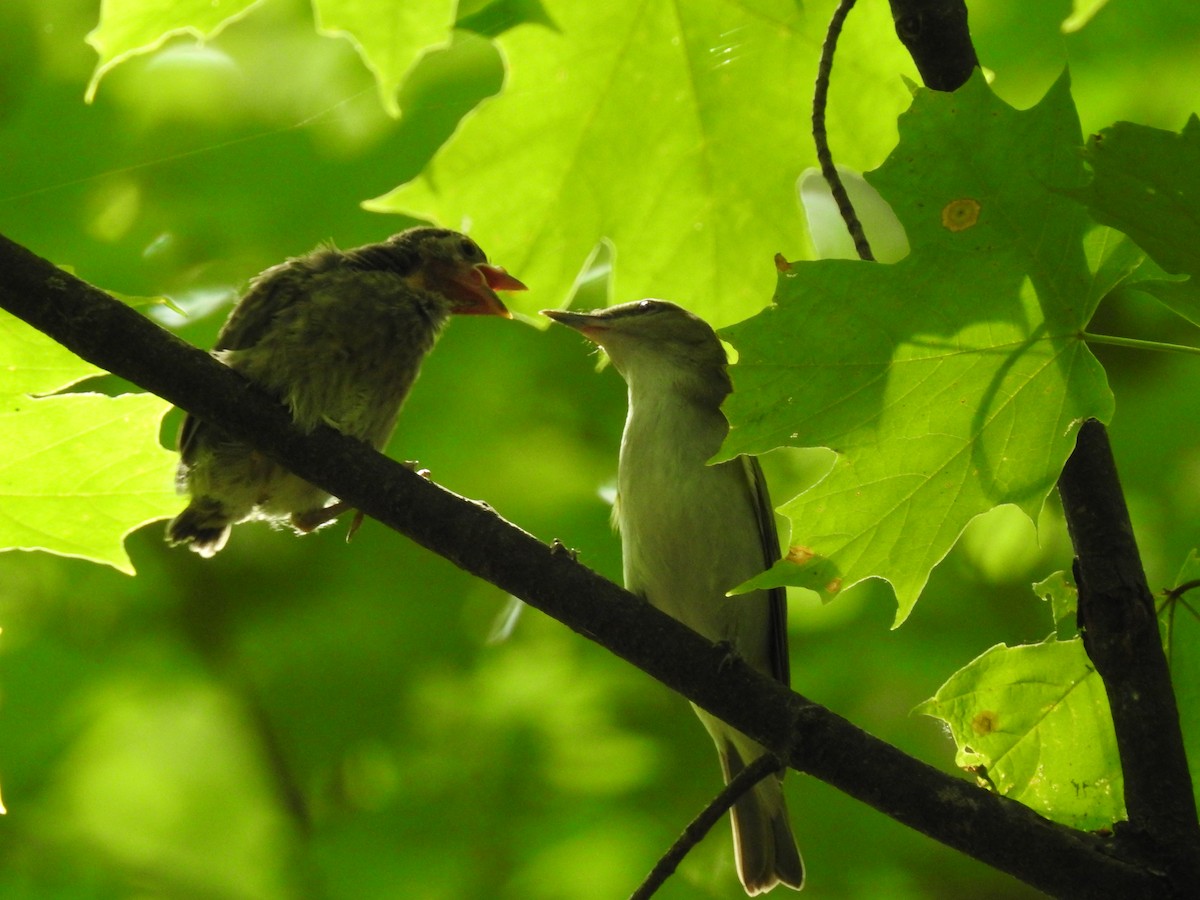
left=345, top=509, right=366, bottom=542
left=714, top=640, right=740, bottom=672
left=291, top=500, right=350, bottom=533
left=550, top=538, right=579, bottom=561
left=292, top=502, right=369, bottom=542
left=401, top=460, right=432, bottom=478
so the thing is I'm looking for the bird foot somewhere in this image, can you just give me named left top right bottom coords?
left=549, top=538, right=579, bottom=561
left=291, top=501, right=351, bottom=533
left=345, top=509, right=366, bottom=542
left=714, top=640, right=741, bottom=673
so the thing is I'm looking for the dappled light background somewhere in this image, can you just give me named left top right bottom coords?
left=2, top=0, right=1198, bottom=897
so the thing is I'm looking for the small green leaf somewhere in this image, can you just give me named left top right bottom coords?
left=916, top=639, right=1124, bottom=830
left=314, top=0, right=457, bottom=117
left=0, top=312, right=178, bottom=574
left=1033, top=570, right=1078, bottom=627
left=86, top=0, right=265, bottom=102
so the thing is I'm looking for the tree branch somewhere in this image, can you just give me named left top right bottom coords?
left=631, top=754, right=783, bottom=900
left=0, top=233, right=1177, bottom=897
left=1059, top=422, right=1200, bottom=883
left=887, top=0, right=979, bottom=91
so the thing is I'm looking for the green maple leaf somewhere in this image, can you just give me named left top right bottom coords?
left=314, top=0, right=457, bottom=117
left=915, top=638, right=1124, bottom=831
left=368, top=0, right=917, bottom=324
left=86, top=0, right=461, bottom=116
left=86, top=0, right=265, bottom=102
left=721, top=72, right=1116, bottom=620
left=0, top=311, right=179, bottom=574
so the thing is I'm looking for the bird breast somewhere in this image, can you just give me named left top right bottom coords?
left=617, top=387, right=764, bottom=640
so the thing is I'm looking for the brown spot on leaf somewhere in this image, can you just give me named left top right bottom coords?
left=972, top=710, right=1000, bottom=735
left=786, top=545, right=815, bottom=564
left=942, top=198, right=981, bottom=231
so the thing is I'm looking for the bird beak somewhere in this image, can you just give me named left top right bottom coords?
left=449, top=264, right=526, bottom=318
left=541, top=309, right=606, bottom=341
left=478, top=265, right=527, bottom=293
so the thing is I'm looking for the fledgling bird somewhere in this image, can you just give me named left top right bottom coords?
left=543, top=299, right=803, bottom=895
left=167, top=226, right=526, bottom=557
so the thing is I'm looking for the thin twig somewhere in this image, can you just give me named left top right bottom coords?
left=812, top=0, right=874, bottom=262
left=629, top=754, right=782, bottom=900
left=1163, top=579, right=1200, bottom=602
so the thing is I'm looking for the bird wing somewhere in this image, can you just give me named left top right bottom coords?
left=177, top=261, right=309, bottom=460
left=212, top=260, right=310, bottom=352
left=742, top=455, right=790, bottom=689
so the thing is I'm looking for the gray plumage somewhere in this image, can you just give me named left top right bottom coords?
left=168, top=227, right=524, bottom=556
left=544, top=299, right=803, bottom=895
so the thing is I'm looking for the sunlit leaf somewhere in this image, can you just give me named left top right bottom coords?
left=1, top=306, right=104, bottom=396
left=1033, top=570, right=1078, bottom=628
left=0, top=312, right=178, bottom=574
left=916, top=638, right=1125, bottom=830
left=85, top=0, right=265, bottom=102
left=314, top=0, right=457, bottom=117
left=369, top=0, right=917, bottom=324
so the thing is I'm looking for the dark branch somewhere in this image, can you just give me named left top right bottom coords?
left=0, top=233, right=1177, bottom=898
left=887, top=0, right=979, bottom=91
left=630, top=754, right=782, bottom=900
left=1059, top=422, right=1200, bottom=884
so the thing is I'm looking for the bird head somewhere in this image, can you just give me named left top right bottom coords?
left=542, top=300, right=731, bottom=403
left=352, top=227, right=526, bottom=317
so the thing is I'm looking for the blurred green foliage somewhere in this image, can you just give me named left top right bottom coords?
left=1, top=1, right=1198, bottom=898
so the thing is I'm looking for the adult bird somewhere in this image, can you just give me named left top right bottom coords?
left=167, top=226, right=526, bottom=556
left=544, top=299, right=803, bottom=895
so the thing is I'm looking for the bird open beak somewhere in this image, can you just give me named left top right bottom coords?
left=478, top=265, right=527, bottom=294
left=450, top=264, right=526, bottom=318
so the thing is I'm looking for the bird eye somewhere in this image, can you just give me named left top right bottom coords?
left=459, top=238, right=482, bottom=260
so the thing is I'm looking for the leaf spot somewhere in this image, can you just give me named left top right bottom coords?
left=941, top=198, right=981, bottom=231
left=972, top=709, right=1000, bottom=735
left=786, top=545, right=814, bottom=564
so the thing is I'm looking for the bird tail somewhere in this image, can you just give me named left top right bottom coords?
left=719, top=735, right=804, bottom=895
left=166, top=498, right=233, bottom=557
